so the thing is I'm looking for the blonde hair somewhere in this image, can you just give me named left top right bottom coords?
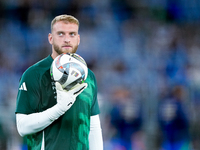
left=51, top=14, right=79, bottom=31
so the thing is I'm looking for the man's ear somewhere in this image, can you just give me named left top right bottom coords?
left=48, top=33, right=53, bottom=44
left=78, top=34, right=80, bottom=45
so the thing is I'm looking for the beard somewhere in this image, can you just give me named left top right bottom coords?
left=53, top=43, right=78, bottom=55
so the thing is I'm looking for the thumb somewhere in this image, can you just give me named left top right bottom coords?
left=55, top=82, right=63, bottom=91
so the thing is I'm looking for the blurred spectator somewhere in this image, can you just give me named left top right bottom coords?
left=108, top=87, right=144, bottom=150
left=158, top=85, right=191, bottom=150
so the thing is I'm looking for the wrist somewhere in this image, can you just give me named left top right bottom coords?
left=46, top=104, right=65, bottom=121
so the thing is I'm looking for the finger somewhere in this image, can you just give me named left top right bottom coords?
left=55, top=82, right=63, bottom=91
left=72, top=83, right=88, bottom=95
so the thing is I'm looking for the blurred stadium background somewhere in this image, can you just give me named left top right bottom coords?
left=1, top=0, right=200, bottom=149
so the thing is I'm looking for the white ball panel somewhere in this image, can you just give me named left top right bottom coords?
left=59, top=54, right=71, bottom=65
left=52, top=61, right=63, bottom=81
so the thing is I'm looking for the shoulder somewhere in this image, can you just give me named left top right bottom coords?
left=85, top=69, right=97, bottom=85
left=87, top=69, right=96, bottom=80
left=21, top=55, right=53, bottom=81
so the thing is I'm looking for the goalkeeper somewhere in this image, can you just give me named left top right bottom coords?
left=15, top=14, right=103, bottom=150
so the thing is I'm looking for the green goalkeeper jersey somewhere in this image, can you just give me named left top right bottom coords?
left=16, top=55, right=100, bottom=150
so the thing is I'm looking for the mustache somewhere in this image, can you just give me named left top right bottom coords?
left=62, top=44, right=72, bottom=47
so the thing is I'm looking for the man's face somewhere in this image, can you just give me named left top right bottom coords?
left=48, top=21, right=80, bottom=56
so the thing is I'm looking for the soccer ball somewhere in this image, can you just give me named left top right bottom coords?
left=50, top=53, right=88, bottom=91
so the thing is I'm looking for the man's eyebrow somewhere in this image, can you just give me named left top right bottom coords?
left=57, top=31, right=64, bottom=33
left=69, top=31, right=78, bottom=35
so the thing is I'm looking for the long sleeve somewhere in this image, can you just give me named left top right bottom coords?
left=16, top=104, right=64, bottom=137
left=89, top=115, right=103, bottom=150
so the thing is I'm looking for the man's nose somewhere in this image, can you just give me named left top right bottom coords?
left=64, top=36, right=70, bottom=43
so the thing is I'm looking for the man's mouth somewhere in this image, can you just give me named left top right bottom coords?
left=62, top=45, right=72, bottom=48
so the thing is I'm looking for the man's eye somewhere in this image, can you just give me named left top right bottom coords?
left=70, top=33, right=75, bottom=36
left=58, top=32, right=64, bottom=36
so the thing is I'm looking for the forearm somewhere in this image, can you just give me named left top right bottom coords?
left=89, top=115, right=103, bottom=150
left=16, top=104, right=65, bottom=137
left=16, top=83, right=87, bottom=137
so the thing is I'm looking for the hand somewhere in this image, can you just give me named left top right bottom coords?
left=55, top=82, right=88, bottom=112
